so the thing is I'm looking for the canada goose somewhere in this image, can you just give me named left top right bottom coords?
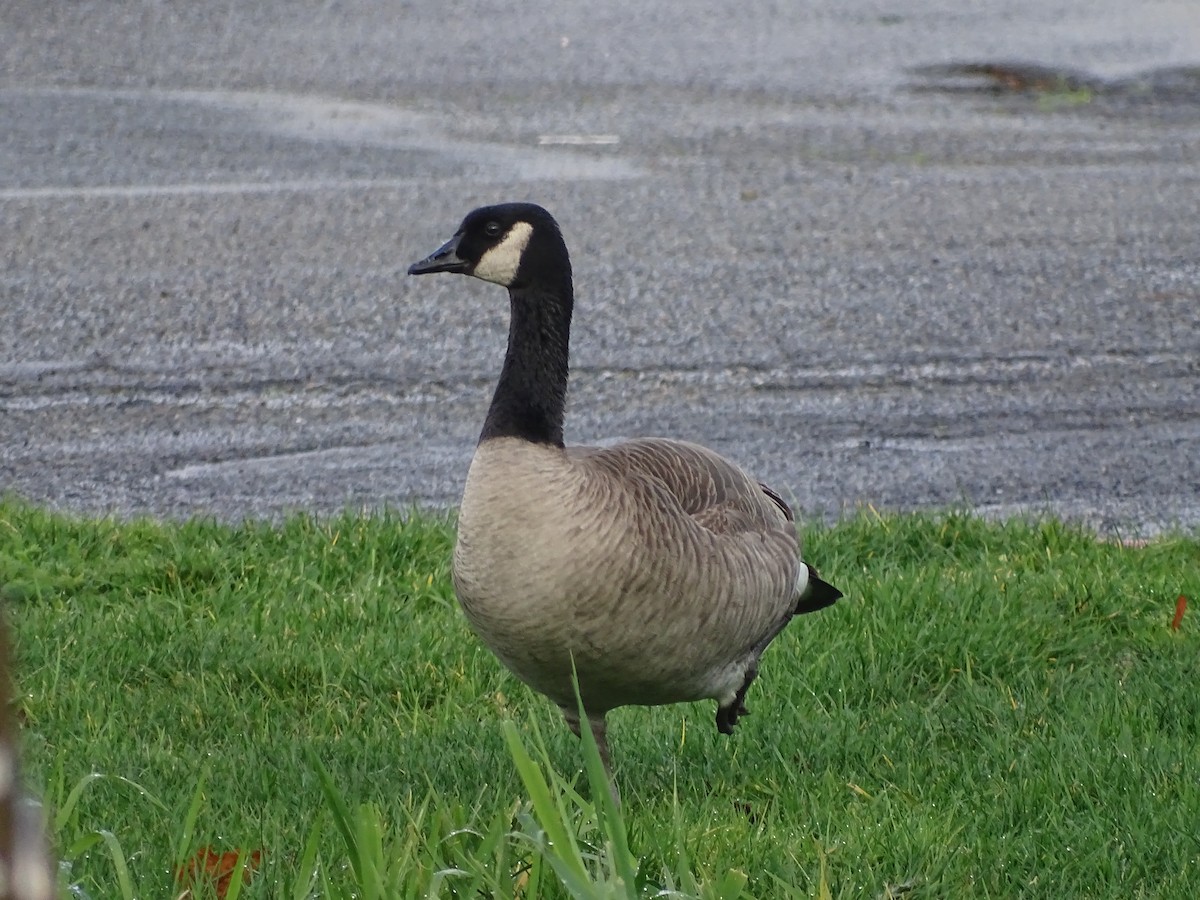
left=408, top=203, right=841, bottom=789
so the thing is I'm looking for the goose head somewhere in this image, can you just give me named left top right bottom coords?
left=408, top=202, right=570, bottom=290
left=408, top=203, right=575, bottom=446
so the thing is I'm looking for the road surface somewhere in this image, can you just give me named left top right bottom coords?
left=2, top=1, right=1198, bottom=535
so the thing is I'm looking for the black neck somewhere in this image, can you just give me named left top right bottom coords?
left=480, top=276, right=573, bottom=446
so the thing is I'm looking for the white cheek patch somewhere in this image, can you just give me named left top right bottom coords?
left=473, top=221, right=534, bottom=286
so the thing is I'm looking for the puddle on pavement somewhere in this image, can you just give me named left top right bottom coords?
left=909, top=61, right=1200, bottom=115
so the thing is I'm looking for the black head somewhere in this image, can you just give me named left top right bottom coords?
left=408, top=203, right=569, bottom=290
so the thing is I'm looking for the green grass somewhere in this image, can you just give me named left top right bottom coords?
left=1, top=498, right=1198, bottom=898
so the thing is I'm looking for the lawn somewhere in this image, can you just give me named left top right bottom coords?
left=1, top=499, right=1197, bottom=898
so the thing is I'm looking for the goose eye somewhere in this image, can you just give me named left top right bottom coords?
left=484, top=221, right=502, bottom=237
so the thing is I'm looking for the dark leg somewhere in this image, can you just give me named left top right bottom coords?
left=715, top=663, right=758, bottom=735
left=561, top=707, right=621, bottom=806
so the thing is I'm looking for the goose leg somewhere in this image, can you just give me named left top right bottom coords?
left=715, top=662, right=758, bottom=735
left=561, top=707, right=621, bottom=806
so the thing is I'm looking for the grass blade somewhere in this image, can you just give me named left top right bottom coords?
left=292, top=811, right=324, bottom=900
left=306, top=747, right=364, bottom=885
left=502, top=720, right=601, bottom=897
left=570, top=671, right=638, bottom=892
left=53, top=773, right=104, bottom=833
left=93, top=829, right=135, bottom=900
left=222, top=848, right=251, bottom=900
left=172, top=763, right=210, bottom=872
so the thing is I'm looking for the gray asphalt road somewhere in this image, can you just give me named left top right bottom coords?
left=2, top=1, right=1198, bottom=534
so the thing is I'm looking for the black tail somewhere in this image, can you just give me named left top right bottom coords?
left=794, top=564, right=842, bottom=614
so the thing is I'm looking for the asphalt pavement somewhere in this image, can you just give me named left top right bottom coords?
left=2, top=1, right=1198, bottom=534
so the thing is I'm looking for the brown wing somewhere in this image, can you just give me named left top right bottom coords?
left=757, top=483, right=795, bottom=522
left=567, top=438, right=791, bottom=536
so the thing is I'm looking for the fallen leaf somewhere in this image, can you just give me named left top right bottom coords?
left=1172, top=595, right=1187, bottom=631
left=177, top=846, right=263, bottom=898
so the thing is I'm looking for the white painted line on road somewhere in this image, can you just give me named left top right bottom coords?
left=0, top=177, right=426, bottom=201
left=537, top=134, right=621, bottom=145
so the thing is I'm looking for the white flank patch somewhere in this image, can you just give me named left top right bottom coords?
left=794, top=562, right=810, bottom=598
left=473, top=221, right=534, bottom=286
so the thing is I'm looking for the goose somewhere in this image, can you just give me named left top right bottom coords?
left=408, top=203, right=841, bottom=790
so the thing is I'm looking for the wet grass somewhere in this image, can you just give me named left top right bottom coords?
left=2, top=499, right=1198, bottom=897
